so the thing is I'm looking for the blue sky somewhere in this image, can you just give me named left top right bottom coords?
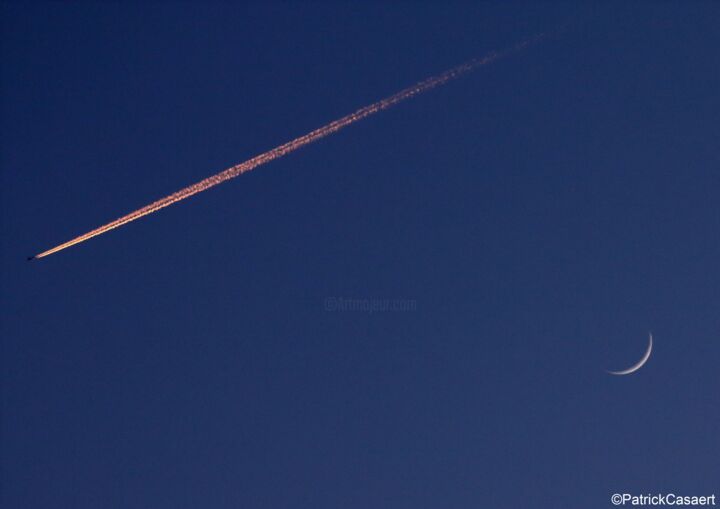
left=2, top=2, right=719, bottom=507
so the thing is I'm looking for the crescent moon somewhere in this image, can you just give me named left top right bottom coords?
left=607, top=333, right=653, bottom=375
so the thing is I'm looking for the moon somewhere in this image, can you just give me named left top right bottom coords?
left=607, top=333, right=653, bottom=375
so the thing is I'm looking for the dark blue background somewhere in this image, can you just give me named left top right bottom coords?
left=2, top=2, right=718, bottom=507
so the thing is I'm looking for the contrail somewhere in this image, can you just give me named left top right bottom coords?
left=30, top=34, right=544, bottom=260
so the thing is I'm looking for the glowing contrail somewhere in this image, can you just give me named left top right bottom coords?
left=30, top=35, right=544, bottom=260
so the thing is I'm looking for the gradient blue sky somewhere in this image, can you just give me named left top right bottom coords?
left=2, top=2, right=719, bottom=508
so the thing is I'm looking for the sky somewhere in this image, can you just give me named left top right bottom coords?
left=1, top=2, right=719, bottom=508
